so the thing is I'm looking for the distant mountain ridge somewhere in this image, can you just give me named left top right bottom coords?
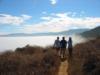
left=81, top=26, right=100, bottom=38
left=0, top=28, right=89, bottom=37
left=57, top=29, right=89, bottom=35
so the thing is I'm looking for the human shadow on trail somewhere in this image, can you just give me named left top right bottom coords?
left=60, top=57, right=67, bottom=62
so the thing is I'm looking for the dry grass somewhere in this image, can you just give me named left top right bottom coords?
left=0, top=45, right=61, bottom=75
left=68, top=37, right=100, bottom=75
left=0, top=38, right=100, bottom=75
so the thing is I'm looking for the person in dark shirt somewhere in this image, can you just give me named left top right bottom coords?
left=60, top=37, right=67, bottom=58
left=68, top=37, right=73, bottom=57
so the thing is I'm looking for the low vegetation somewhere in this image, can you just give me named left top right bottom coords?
left=68, top=37, right=100, bottom=75
left=0, top=45, right=61, bottom=75
left=0, top=37, right=100, bottom=75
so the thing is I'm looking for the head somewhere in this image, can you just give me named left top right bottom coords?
left=57, top=37, right=59, bottom=40
left=69, top=37, right=72, bottom=41
left=62, top=37, right=65, bottom=40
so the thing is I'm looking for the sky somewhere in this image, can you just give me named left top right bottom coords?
left=0, top=0, right=100, bottom=34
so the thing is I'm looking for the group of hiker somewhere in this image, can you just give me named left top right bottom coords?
left=53, top=36, right=73, bottom=58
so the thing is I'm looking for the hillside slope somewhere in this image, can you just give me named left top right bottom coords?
left=0, top=46, right=61, bottom=75
left=0, top=29, right=89, bottom=37
left=68, top=37, right=100, bottom=75
left=81, top=26, right=100, bottom=38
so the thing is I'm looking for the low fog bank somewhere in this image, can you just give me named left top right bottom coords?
left=68, top=34, right=88, bottom=46
left=0, top=35, right=88, bottom=52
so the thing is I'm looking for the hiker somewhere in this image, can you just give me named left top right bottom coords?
left=68, top=37, right=73, bottom=57
left=60, top=37, right=67, bottom=58
left=53, top=37, right=61, bottom=55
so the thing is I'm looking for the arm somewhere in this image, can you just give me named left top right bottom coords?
left=66, top=41, right=68, bottom=48
left=53, top=40, right=56, bottom=48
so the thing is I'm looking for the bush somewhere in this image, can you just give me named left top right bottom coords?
left=0, top=45, right=61, bottom=75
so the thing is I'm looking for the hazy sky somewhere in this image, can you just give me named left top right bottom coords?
left=0, top=0, right=100, bottom=34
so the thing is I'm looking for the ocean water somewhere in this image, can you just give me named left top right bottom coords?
left=0, top=35, right=86, bottom=52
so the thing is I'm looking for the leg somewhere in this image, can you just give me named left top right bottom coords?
left=60, top=49, right=65, bottom=58
left=56, top=48, right=58, bottom=54
left=62, top=49, right=65, bottom=58
left=69, top=48, right=72, bottom=57
left=57, top=48, right=60, bottom=55
left=63, top=49, right=66, bottom=58
left=60, top=49, right=62, bottom=58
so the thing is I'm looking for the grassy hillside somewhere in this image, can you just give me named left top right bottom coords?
left=81, top=26, right=100, bottom=38
left=68, top=37, right=100, bottom=75
left=0, top=37, right=100, bottom=75
left=0, top=46, right=61, bottom=75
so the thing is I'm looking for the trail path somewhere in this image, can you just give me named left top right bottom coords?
left=58, top=60, right=68, bottom=75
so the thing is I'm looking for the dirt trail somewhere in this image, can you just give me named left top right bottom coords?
left=58, top=60, right=68, bottom=75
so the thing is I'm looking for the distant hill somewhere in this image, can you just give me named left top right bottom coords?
left=57, top=29, right=89, bottom=35
left=0, top=28, right=89, bottom=37
left=81, top=26, right=100, bottom=38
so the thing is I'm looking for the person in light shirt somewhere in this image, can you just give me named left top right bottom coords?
left=53, top=37, right=61, bottom=55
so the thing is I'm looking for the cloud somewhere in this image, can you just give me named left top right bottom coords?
left=0, top=14, right=32, bottom=25
left=18, top=12, right=100, bottom=33
left=50, top=0, right=57, bottom=5
left=21, top=14, right=32, bottom=20
left=41, top=16, right=51, bottom=20
left=0, top=32, right=9, bottom=35
left=42, top=11, right=47, bottom=14
left=0, top=12, right=100, bottom=33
